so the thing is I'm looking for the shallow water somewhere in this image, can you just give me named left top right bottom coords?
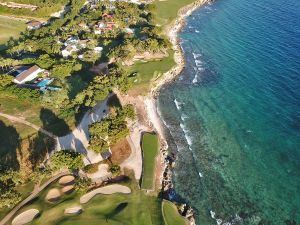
left=158, top=0, right=300, bottom=224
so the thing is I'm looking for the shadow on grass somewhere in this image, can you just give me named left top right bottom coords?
left=0, top=120, right=20, bottom=172
left=105, top=202, right=128, bottom=222
left=40, top=108, right=71, bottom=137
left=29, top=132, right=55, bottom=169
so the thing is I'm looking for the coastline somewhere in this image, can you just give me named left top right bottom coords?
left=118, top=1, right=212, bottom=224
left=145, top=0, right=212, bottom=224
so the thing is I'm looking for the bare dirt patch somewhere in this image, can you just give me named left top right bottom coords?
left=110, top=138, right=131, bottom=164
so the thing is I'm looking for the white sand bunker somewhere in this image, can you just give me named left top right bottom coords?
left=45, top=188, right=61, bottom=202
left=59, top=175, right=75, bottom=186
left=80, top=184, right=131, bottom=204
left=12, top=209, right=39, bottom=225
left=62, top=185, right=75, bottom=194
left=64, top=206, right=83, bottom=215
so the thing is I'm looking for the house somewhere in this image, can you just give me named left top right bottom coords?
left=62, top=45, right=78, bottom=58
left=94, top=46, right=103, bottom=53
left=61, top=37, right=88, bottom=58
left=79, top=21, right=89, bottom=30
left=26, top=20, right=42, bottom=30
left=13, top=65, right=44, bottom=84
left=124, top=28, right=134, bottom=35
left=94, top=20, right=116, bottom=34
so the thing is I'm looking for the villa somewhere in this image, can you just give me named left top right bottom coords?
left=61, top=37, right=88, bottom=58
left=12, top=65, right=44, bottom=84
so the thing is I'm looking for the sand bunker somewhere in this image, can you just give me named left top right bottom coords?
left=62, top=185, right=75, bottom=194
left=45, top=188, right=61, bottom=202
left=58, top=175, right=75, bottom=186
left=80, top=184, right=131, bottom=204
left=64, top=206, right=83, bottom=215
left=12, top=209, right=39, bottom=225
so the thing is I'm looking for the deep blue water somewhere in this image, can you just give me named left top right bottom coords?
left=157, top=0, right=300, bottom=224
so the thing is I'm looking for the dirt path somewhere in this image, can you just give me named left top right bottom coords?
left=0, top=112, right=57, bottom=139
left=0, top=170, right=70, bottom=225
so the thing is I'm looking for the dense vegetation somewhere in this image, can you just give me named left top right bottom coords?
left=0, top=0, right=170, bottom=215
left=88, top=104, right=135, bottom=153
left=0, top=0, right=69, bottom=18
left=50, top=149, right=84, bottom=170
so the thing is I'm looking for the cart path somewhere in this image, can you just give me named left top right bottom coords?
left=0, top=170, right=70, bottom=225
left=0, top=112, right=57, bottom=139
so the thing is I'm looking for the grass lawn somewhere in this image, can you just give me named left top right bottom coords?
left=141, top=133, right=160, bottom=190
left=162, top=200, right=189, bottom=225
left=0, top=117, right=37, bottom=139
left=0, top=17, right=26, bottom=48
left=153, top=0, right=199, bottom=28
left=0, top=95, right=76, bottom=136
left=128, top=50, right=175, bottom=95
left=10, top=179, right=164, bottom=225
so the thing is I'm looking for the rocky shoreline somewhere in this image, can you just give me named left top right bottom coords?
left=146, top=0, right=213, bottom=224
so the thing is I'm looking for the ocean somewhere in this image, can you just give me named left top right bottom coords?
left=157, top=0, right=300, bottom=224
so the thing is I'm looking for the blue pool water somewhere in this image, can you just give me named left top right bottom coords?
left=158, top=0, right=300, bottom=224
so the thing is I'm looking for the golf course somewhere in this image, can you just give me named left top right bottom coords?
left=0, top=17, right=26, bottom=48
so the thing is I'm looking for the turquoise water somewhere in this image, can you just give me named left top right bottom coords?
left=157, top=0, right=300, bottom=224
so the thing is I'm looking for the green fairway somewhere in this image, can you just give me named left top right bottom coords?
left=162, top=200, right=189, bottom=225
left=0, top=95, right=75, bottom=137
left=0, top=17, right=26, bottom=47
left=153, top=0, right=199, bottom=27
left=11, top=179, right=164, bottom=225
left=141, top=133, right=159, bottom=190
left=129, top=50, right=175, bottom=95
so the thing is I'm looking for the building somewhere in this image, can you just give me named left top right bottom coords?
left=61, top=37, right=88, bottom=58
left=13, top=65, right=44, bottom=84
left=26, top=20, right=42, bottom=30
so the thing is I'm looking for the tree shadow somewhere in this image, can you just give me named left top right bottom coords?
left=0, top=120, right=20, bottom=172
left=105, top=202, right=128, bottom=221
left=28, top=132, right=55, bottom=169
left=39, top=108, right=71, bottom=137
left=107, top=94, right=122, bottom=108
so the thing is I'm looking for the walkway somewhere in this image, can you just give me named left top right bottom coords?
left=55, top=97, right=110, bottom=165
left=0, top=112, right=57, bottom=139
left=0, top=170, right=71, bottom=225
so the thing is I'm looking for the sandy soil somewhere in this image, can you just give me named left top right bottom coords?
left=59, top=175, right=75, bottom=185
left=80, top=184, right=131, bottom=204
left=86, top=163, right=112, bottom=183
left=64, top=206, right=82, bottom=215
left=110, top=138, right=131, bottom=164
left=45, top=188, right=61, bottom=202
left=12, top=209, right=39, bottom=225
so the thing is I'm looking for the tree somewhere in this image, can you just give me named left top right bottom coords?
left=50, top=62, right=73, bottom=80
left=50, top=150, right=83, bottom=170
left=109, top=165, right=121, bottom=176
left=89, top=136, right=109, bottom=153
left=88, top=104, right=134, bottom=153
left=0, top=75, right=14, bottom=87
left=36, top=54, right=56, bottom=69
